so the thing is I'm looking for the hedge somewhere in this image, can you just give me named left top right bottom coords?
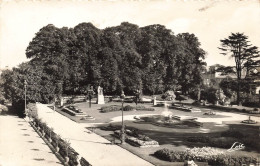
left=100, top=105, right=154, bottom=113
left=154, top=148, right=258, bottom=166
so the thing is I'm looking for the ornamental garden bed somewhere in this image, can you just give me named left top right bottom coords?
left=113, top=129, right=159, bottom=148
left=137, top=115, right=203, bottom=128
left=61, top=105, right=87, bottom=117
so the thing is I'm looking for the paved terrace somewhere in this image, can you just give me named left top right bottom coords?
left=36, top=103, right=153, bottom=166
left=0, top=115, right=61, bottom=166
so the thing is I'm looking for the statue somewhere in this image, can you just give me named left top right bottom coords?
left=96, top=86, right=105, bottom=104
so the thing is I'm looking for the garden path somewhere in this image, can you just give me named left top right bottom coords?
left=0, top=115, right=61, bottom=166
left=36, top=103, right=153, bottom=166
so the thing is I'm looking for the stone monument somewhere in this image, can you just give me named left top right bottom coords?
left=96, top=86, right=105, bottom=104
left=153, top=96, right=157, bottom=106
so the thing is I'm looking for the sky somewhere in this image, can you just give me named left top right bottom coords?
left=0, top=0, right=260, bottom=69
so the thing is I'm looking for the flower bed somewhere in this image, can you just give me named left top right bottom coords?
left=114, top=129, right=159, bottom=148
left=100, top=105, right=121, bottom=113
left=126, top=136, right=159, bottom=148
left=139, top=115, right=203, bottom=128
left=154, top=147, right=258, bottom=166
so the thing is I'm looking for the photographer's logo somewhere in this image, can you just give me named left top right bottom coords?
left=227, top=142, right=245, bottom=152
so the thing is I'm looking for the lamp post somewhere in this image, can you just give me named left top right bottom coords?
left=88, top=86, right=94, bottom=108
left=53, top=97, right=56, bottom=113
left=121, top=90, right=125, bottom=144
left=24, top=80, right=28, bottom=117
left=134, top=89, right=140, bottom=110
left=57, top=81, right=63, bottom=107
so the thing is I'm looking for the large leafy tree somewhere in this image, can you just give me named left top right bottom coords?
left=139, top=24, right=180, bottom=94
left=99, top=27, right=122, bottom=94
left=177, top=33, right=206, bottom=94
left=219, top=33, right=260, bottom=105
left=73, top=23, right=102, bottom=89
left=113, top=22, right=143, bottom=94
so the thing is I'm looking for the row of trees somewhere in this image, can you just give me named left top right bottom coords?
left=1, top=22, right=206, bottom=110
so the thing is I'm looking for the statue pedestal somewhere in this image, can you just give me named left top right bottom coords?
left=96, top=86, right=105, bottom=104
left=97, top=95, right=105, bottom=104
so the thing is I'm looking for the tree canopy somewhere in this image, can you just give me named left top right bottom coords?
left=1, top=22, right=206, bottom=115
left=219, top=33, right=260, bottom=105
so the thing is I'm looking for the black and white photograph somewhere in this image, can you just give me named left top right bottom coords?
left=0, top=0, right=260, bottom=166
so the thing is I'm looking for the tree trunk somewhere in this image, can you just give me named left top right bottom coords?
left=237, top=79, right=242, bottom=106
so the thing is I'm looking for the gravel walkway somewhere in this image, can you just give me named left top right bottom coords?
left=0, top=115, right=61, bottom=166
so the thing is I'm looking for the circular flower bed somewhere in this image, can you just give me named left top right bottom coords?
left=139, top=115, right=202, bottom=128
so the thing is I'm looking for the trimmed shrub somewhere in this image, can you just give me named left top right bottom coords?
left=123, top=105, right=134, bottom=111
left=241, top=108, right=248, bottom=113
left=136, top=105, right=155, bottom=111
left=100, top=105, right=121, bottom=113
left=100, top=105, right=142, bottom=112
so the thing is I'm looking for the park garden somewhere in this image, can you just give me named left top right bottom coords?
left=0, top=22, right=259, bottom=166
left=49, top=94, right=260, bottom=166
